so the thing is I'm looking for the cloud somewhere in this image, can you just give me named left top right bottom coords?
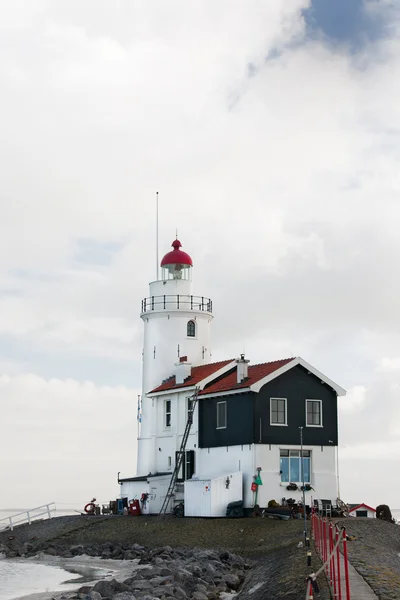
left=0, top=1, right=400, bottom=506
left=0, top=373, right=138, bottom=507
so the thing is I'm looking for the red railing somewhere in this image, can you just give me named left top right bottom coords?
left=307, top=512, right=351, bottom=600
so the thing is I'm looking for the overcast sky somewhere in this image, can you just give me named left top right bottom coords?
left=1, top=0, right=400, bottom=512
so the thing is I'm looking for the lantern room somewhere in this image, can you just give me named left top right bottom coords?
left=160, top=239, right=193, bottom=280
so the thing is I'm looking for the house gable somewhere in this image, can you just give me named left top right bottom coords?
left=250, top=357, right=346, bottom=396
left=255, top=365, right=338, bottom=446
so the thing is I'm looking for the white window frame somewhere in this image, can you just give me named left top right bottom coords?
left=280, top=449, right=312, bottom=484
left=216, top=401, right=227, bottom=429
left=270, top=397, right=287, bottom=426
left=306, top=399, right=323, bottom=427
left=164, top=399, right=171, bottom=428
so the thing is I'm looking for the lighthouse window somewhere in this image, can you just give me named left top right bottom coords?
left=187, top=397, right=194, bottom=422
left=187, top=320, right=196, bottom=337
left=165, top=399, right=171, bottom=428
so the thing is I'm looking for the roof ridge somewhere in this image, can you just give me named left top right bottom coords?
left=191, top=358, right=235, bottom=369
left=248, top=357, right=295, bottom=368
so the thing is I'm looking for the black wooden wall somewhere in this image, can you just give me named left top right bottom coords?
left=198, top=365, right=338, bottom=448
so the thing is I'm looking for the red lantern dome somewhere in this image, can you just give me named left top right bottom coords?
left=161, top=239, right=193, bottom=268
left=160, top=239, right=193, bottom=280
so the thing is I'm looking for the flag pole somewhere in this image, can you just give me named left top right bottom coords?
left=156, top=191, right=159, bottom=280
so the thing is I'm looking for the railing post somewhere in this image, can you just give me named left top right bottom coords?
left=27, top=510, right=31, bottom=525
left=163, top=295, right=166, bottom=309
left=9, top=517, right=13, bottom=531
left=47, top=504, right=51, bottom=519
left=177, top=295, right=179, bottom=309
left=342, top=527, right=351, bottom=600
left=336, top=525, right=342, bottom=600
left=329, top=522, right=337, bottom=598
left=318, top=515, right=322, bottom=557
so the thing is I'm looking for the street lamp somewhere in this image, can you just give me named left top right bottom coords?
left=299, top=426, right=307, bottom=540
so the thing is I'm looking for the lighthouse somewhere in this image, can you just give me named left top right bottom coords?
left=119, top=235, right=345, bottom=516
left=136, top=238, right=213, bottom=476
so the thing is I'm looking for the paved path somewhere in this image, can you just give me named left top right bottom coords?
left=338, top=551, right=378, bottom=599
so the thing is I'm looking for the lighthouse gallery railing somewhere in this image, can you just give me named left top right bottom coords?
left=141, top=295, right=212, bottom=313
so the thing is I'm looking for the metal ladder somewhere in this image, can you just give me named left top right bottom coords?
left=159, top=387, right=199, bottom=516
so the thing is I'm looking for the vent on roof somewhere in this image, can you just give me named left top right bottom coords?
left=236, top=354, right=250, bottom=383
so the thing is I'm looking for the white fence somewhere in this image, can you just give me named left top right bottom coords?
left=0, top=503, right=56, bottom=531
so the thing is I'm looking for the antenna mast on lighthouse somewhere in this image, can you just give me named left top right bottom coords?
left=156, top=191, right=159, bottom=280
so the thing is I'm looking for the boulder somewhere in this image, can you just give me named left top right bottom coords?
left=92, top=579, right=129, bottom=597
left=113, top=594, right=137, bottom=600
left=224, top=574, right=241, bottom=591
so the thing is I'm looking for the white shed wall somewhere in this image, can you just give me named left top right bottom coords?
left=184, top=472, right=243, bottom=517
left=349, top=507, right=375, bottom=518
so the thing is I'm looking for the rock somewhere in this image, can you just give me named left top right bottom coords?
left=113, top=593, right=137, bottom=600
left=21, top=542, right=34, bottom=554
left=77, top=586, right=93, bottom=594
left=224, top=574, right=241, bottom=591
left=192, top=592, right=208, bottom=600
left=92, top=579, right=129, bottom=597
left=70, top=544, right=84, bottom=555
left=88, top=592, right=102, bottom=600
left=127, top=581, right=153, bottom=592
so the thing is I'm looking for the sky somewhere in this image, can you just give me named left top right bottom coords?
left=1, top=0, right=400, bottom=511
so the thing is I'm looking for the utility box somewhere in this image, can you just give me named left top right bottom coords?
left=184, top=472, right=243, bottom=517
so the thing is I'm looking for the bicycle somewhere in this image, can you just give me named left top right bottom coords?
left=173, top=501, right=184, bottom=518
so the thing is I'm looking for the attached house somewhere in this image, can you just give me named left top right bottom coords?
left=119, top=354, right=345, bottom=514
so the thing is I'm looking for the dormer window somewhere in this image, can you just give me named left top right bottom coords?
left=187, top=320, right=196, bottom=337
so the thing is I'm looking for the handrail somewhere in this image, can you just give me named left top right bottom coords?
left=141, top=294, right=212, bottom=314
left=0, top=503, right=56, bottom=531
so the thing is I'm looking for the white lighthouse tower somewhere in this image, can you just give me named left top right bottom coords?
left=136, top=238, right=213, bottom=476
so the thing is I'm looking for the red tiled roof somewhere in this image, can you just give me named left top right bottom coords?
left=149, top=359, right=235, bottom=393
left=199, top=358, right=294, bottom=395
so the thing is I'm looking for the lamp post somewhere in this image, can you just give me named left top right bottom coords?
left=299, top=426, right=307, bottom=540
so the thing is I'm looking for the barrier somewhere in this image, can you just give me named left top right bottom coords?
left=306, top=512, right=351, bottom=600
left=0, top=503, right=56, bottom=531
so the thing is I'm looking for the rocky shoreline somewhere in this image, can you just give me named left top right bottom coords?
left=0, top=515, right=330, bottom=600
left=1, top=540, right=251, bottom=600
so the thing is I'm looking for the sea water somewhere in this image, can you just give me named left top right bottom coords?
left=0, top=508, right=90, bottom=600
left=0, top=560, right=81, bottom=600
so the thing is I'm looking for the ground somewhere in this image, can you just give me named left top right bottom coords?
left=0, top=514, right=331, bottom=600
